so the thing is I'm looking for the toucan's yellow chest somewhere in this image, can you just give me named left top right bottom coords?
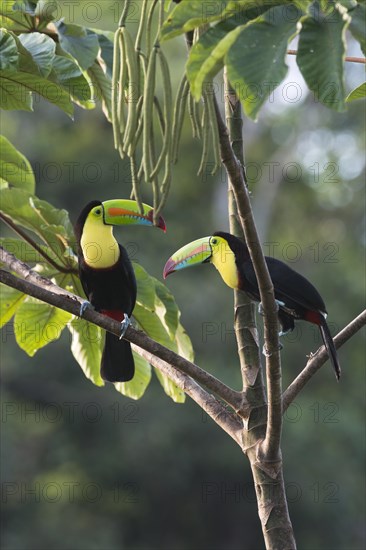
left=211, top=242, right=239, bottom=289
left=80, top=217, right=120, bottom=269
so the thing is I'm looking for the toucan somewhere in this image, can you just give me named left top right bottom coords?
left=163, top=231, right=340, bottom=380
left=75, top=199, right=166, bottom=383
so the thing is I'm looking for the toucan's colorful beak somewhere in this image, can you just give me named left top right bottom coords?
left=163, top=237, right=212, bottom=279
left=102, top=199, right=166, bottom=232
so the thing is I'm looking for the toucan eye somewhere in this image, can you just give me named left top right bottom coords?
left=95, top=208, right=101, bottom=216
left=211, top=238, right=218, bottom=245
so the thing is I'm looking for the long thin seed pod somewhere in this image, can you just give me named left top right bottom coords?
left=136, top=50, right=147, bottom=100
left=127, top=96, right=144, bottom=156
left=130, top=154, right=144, bottom=214
left=111, top=28, right=122, bottom=150
left=197, top=101, right=209, bottom=177
left=146, top=0, right=159, bottom=52
left=122, top=27, right=139, bottom=152
left=153, top=96, right=165, bottom=134
left=150, top=49, right=172, bottom=179
left=142, top=45, right=158, bottom=181
left=135, top=0, right=149, bottom=51
left=153, top=0, right=165, bottom=45
left=188, top=91, right=201, bottom=140
left=204, top=86, right=221, bottom=175
left=172, top=75, right=189, bottom=163
left=117, top=30, right=127, bottom=136
left=118, top=0, right=131, bottom=27
left=156, top=154, right=172, bottom=218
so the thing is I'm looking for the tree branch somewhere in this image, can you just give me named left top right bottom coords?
left=282, top=309, right=366, bottom=412
left=215, top=70, right=282, bottom=462
left=133, top=344, right=243, bottom=445
left=0, top=247, right=242, bottom=412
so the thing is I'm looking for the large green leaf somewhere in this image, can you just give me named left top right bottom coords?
left=0, top=135, right=35, bottom=193
left=0, top=283, right=26, bottom=328
left=55, top=22, right=100, bottom=71
left=115, top=352, right=152, bottom=400
left=68, top=317, right=104, bottom=386
left=161, top=0, right=297, bottom=41
left=297, top=5, right=349, bottom=111
left=0, top=28, right=19, bottom=70
left=87, top=61, right=112, bottom=120
left=0, top=188, right=74, bottom=262
left=134, top=262, right=156, bottom=311
left=18, top=32, right=55, bottom=77
left=0, top=75, right=33, bottom=110
left=346, top=81, right=366, bottom=102
left=154, top=368, right=185, bottom=403
left=226, top=6, right=299, bottom=119
left=154, top=279, right=179, bottom=339
left=133, top=303, right=185, bottom=402
left=14, top=297, right=72, bottom=356
left=0, top=237, right=61, bottom=266
left=0, top=68, right=74, bottom=116
left=348, top=3, right=366, bottom=56
left=0, top=0, right=33, bottom=31
left=176, top=323, right=194, bottom=362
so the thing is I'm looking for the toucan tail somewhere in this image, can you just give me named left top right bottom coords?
left=319, top=320, right=341, bottom=381
left=101, top=331, right=135, bottom=382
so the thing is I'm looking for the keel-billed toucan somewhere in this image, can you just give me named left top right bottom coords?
left=163, top=232, right=340, bottom=380
left=75, top=199, right=166, bottom=383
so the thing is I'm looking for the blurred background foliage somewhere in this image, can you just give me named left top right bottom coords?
left=1, top=1, right=365, bottom=549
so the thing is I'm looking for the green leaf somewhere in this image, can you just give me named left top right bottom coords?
left=348, top=3, right=366, bottom=56
left=346, top=81, right=366, bottom=102
left=68, top=317, right=104, bottom=386
left=0, top=0, right=33, bottom=31
left=297, top=5, right=349, bottom=111
left=0, top=28, right=19, bottom=71
left=154, top=368, right=185, bottom=403
left=14, top=297, right=72, bottom=356
left=0, top=68, right=74, bottom=116
left=0, top=237, right=63, bottom=267
left=0, top=188, right=74, bottom=262
left=34, top=0, right=59, bottom=25
left=0, top=135, right=35, bottom=193
left=133, top=303, right=185, bottom=402
left=55, top=22, right=100, bottom=71
left=161, top=0, right=296, bottom=41
left=154, top=279, right=179, bottom=339
left=176, top=323, right=194, bottom=362
left=226, top=6, right=299, bottom=119
left=134, top=262, right=156, bottom=311
left=18, top=32, right=55, bottom=77
left=87, top=61, right=112, bottom=120
left=0, top=75, right=33, bottom=110
left=115, top=352, right=152, bottom=400
left=0, top=283, right=26, bottom=328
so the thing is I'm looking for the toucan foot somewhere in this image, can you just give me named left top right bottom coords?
left=119, top=314, right=131, bottom=340
left=258, top=299, right=284, bottom=317
left=262, top=342, right=283, bottom=357
left=79, top=300, right=92, bottom=317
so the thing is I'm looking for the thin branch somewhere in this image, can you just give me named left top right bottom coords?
left=215, top=70, right=282, bottom=462
left=132, top=344, right=243, bottom=444
left=0, top=248, right=242, bottom=410
left=287, top=49, right=366, bottom=64
left=0, top=212, right=78, bottom=274
left=282, top=310, right=366, bottom=412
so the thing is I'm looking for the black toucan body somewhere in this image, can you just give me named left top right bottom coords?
left=75, top=199, right=166, bottom=383
left=163, top=231, right=340, bottom=380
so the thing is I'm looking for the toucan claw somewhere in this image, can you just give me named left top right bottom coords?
left=79, top=300, right=92, bottom=317
left=119, top=314, right=131, bottom=340
left=262, top=342, right=283, bottom=357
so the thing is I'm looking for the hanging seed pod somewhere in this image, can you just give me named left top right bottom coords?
left=172, top=75, right=190, bottom=163
left=197, top=100, right=209, bottom=177
left=111, top=28, right=122, bottom=151
left=142, top=45, right=158, bottom=181
left=203, top=85, right=221, bottom=175
left=150, top=49, right=173, bottom=179
left=121, top=26, right=139, bottom=153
